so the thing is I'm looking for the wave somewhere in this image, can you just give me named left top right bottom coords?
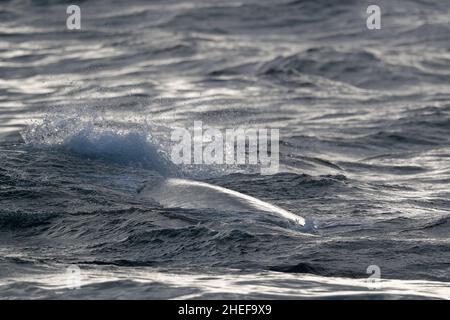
left=60, top=131, right=176, bottom=175
left=1, top=266, right=449, bottom=300
left=256, top=47, right=440, bottom=90
left=19, top=109, right=268, bottom=179
left=21, top=110, right=178, bottom=176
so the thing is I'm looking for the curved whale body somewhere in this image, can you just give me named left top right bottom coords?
left=139, top=178, right=305, bottom=226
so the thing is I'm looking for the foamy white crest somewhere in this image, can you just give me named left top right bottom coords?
left=20, top=107, right=177, bottom=175
left=20, top=107, right=266, bottom=178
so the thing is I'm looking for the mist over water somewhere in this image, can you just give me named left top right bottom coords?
left=1, top=0, right=450, bottom=299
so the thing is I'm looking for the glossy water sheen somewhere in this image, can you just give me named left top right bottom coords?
left=0, top=0, right=450, bottom=299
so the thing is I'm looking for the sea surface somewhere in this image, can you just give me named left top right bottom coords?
left=1, top=0, right=450, bottom=299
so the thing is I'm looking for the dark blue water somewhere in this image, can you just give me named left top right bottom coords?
left=0, top=0, right=450, bottom=299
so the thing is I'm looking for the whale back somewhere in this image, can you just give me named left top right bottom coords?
left=139, top=178, right=305, bottom=226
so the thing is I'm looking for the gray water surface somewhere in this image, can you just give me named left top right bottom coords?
left=1, top=0, right=450, bottom=299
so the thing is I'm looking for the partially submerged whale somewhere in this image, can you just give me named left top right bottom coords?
left=138, top=177, right=305, bottom=227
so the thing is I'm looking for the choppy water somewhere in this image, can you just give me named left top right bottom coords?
left=1, top=0, right=450, bottom=299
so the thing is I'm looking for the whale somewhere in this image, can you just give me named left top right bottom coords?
left=138, top=177, right=305, bottom=227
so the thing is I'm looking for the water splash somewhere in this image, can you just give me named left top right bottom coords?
left=21, top=107, right=178, bottom=176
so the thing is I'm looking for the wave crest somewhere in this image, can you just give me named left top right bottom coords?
left=21, top=110, right=177, bottom=176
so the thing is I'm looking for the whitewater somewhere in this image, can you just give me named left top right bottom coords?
left=1, top=0, right=450, bottom=299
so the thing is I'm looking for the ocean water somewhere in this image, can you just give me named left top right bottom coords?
left=1, top=0, right=450, bottom=299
